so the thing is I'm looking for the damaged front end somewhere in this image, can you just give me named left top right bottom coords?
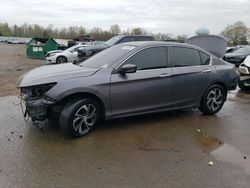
left=19, top=83, right=57, bottom=122
left=238, top=56, right=250, bottom=90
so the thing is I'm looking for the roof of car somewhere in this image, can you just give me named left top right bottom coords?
left=116, top=41, right=215, bottom=57
left=117, top=35, right=154, bottom=38
left=119, top=41, right=200, bottom=49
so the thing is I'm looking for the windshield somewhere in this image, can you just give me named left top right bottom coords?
left=103, top=36, right=123, bottom=46
left=233, top=47, right=250, bottom=55
left=79, top=44, right=136, bottom=69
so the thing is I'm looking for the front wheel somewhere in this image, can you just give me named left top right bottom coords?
left=60, top=98, right=100, bottom=137
left=56, top=56, right=67, bottom=64
left=198, top=84, right=226, bottom=114
left=238, top=80, right=250, bottom=90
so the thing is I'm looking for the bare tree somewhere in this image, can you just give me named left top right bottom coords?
left=131, top=27, right=143, bottom=35
left=154, top=32, right=172, bottom=41
left=221, top=21, right=248, bottom=45
left=110, top=24, right=121, bottom=35
left=176, top=34, right=188, bottom=42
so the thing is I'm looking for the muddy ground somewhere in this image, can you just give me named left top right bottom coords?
left=0, top=92, right=250, bottom=187
left=0, top=44, right=44, bottom=96
left=0, top=44, right=250, bottom=187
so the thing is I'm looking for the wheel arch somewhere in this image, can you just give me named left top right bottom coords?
left=56, top=55, right=68, bottom=63
left=211, top=81, right=227, bottom=92
left=202, top=82, right=228, bottom=103
left=58, top=92, right=106, bottom=118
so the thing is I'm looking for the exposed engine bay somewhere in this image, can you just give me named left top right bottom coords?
left=19, top=83, right=57, bottom=122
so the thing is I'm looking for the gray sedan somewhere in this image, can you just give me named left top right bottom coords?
left=18, top=41, right=237, bottom=137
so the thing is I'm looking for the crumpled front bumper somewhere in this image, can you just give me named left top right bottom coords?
left=21, top=97, right=56, bottom=122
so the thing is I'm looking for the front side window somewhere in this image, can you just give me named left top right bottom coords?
left=171, top=47, right=201, bottom=67
left=124, top=47, right=167, bottom=70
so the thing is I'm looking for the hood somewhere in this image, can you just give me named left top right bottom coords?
left=46, top=50, right=64, bottom=57
left=18, top=63, right=99, bottom=87
left=186, top=35, right=229, bottom=58
left=46, top=50, right=63, bottom=54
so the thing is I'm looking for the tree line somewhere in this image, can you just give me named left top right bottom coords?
left=0, top=23, right=186, bottom=41
left=0, top=21, right=248, bottom=45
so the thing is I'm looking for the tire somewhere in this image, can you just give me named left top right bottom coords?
left=198, top=84, right=226, bottom=115
left=238, top=80, right=250, bottom=90
left=59, top=98, right=100, bottom=138
left=56, top=56, right=67, bottom=64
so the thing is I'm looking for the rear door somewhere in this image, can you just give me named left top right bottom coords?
left=110, top=46, right=172, bottom=116
left=169, top=46, right=213, bottom=107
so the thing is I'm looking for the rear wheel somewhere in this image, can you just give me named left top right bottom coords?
left=198, top=84, right=226, bottom=114
left=60, top=98, right=100, bottom=137
left=56, top=56, right=67, bottom=64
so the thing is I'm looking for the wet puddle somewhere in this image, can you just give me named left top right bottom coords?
left=195, top=130, right=222, bottom=153
left=195, top=130, right=250, bottom=175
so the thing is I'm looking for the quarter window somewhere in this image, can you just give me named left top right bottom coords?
left=171, top=47, right=201, bottom=67
left=124, top=47, right=167, bottom=70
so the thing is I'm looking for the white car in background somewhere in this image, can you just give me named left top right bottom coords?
left=45, top=45, right=87, bottom=64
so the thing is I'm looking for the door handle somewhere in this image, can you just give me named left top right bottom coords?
left=159, top=73, right=172, bottom=78
left=202, top=69, right=211, bottom=73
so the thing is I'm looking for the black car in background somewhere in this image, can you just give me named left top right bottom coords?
left=76, top=35, right=154, bottom=62
left=223, top=46, right=250, bottom=66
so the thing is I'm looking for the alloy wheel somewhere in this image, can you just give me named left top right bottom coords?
left=73, top=104, right=97, bottom=134
left=206, top=88, right=224, bottom=112
left=57, top=56, right=67, bottom=63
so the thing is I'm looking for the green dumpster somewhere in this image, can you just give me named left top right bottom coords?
left=26, top=37, right=59, bottom=59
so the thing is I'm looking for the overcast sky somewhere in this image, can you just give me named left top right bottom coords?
left=0, top=0, right=249, bottom=36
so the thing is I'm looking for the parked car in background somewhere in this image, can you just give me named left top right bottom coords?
left=238, top=55, right=250, bottom=90
left=223, top=46, right=250, bottom=67
left=45, top=44, right=87, bottom=64
left=18, top=41, right=237, bottom=138
left=225, top=46, right=241, bottom=54
left=0, top=38, right=8, bottom=43
left=7, top=38, right=26, bottom=44
left=77, top=35, right=154, bottom=62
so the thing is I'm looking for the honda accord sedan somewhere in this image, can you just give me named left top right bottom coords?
left=18, top=41, right=237, bottom=137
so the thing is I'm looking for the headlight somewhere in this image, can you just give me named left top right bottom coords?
left=238, top=64, right=250, bottom=75
left=21, top=83, right=56, bottom=99
left=48, top=53, right=57, bottom=57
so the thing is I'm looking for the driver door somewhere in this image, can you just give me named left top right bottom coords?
left=110, top=46, right=172, bottom=117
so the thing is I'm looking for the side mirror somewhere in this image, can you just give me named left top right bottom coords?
left=119, top=64, right=137, bottom=74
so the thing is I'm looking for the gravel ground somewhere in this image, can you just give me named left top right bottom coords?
left=0, top=44, right=44, bottom=96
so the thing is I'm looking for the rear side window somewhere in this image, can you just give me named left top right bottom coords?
left=200, top=52, right=210, bottom=65
left=124, top=47, right=167, bottom=70
left=171, top=47, right=200, bottom=67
